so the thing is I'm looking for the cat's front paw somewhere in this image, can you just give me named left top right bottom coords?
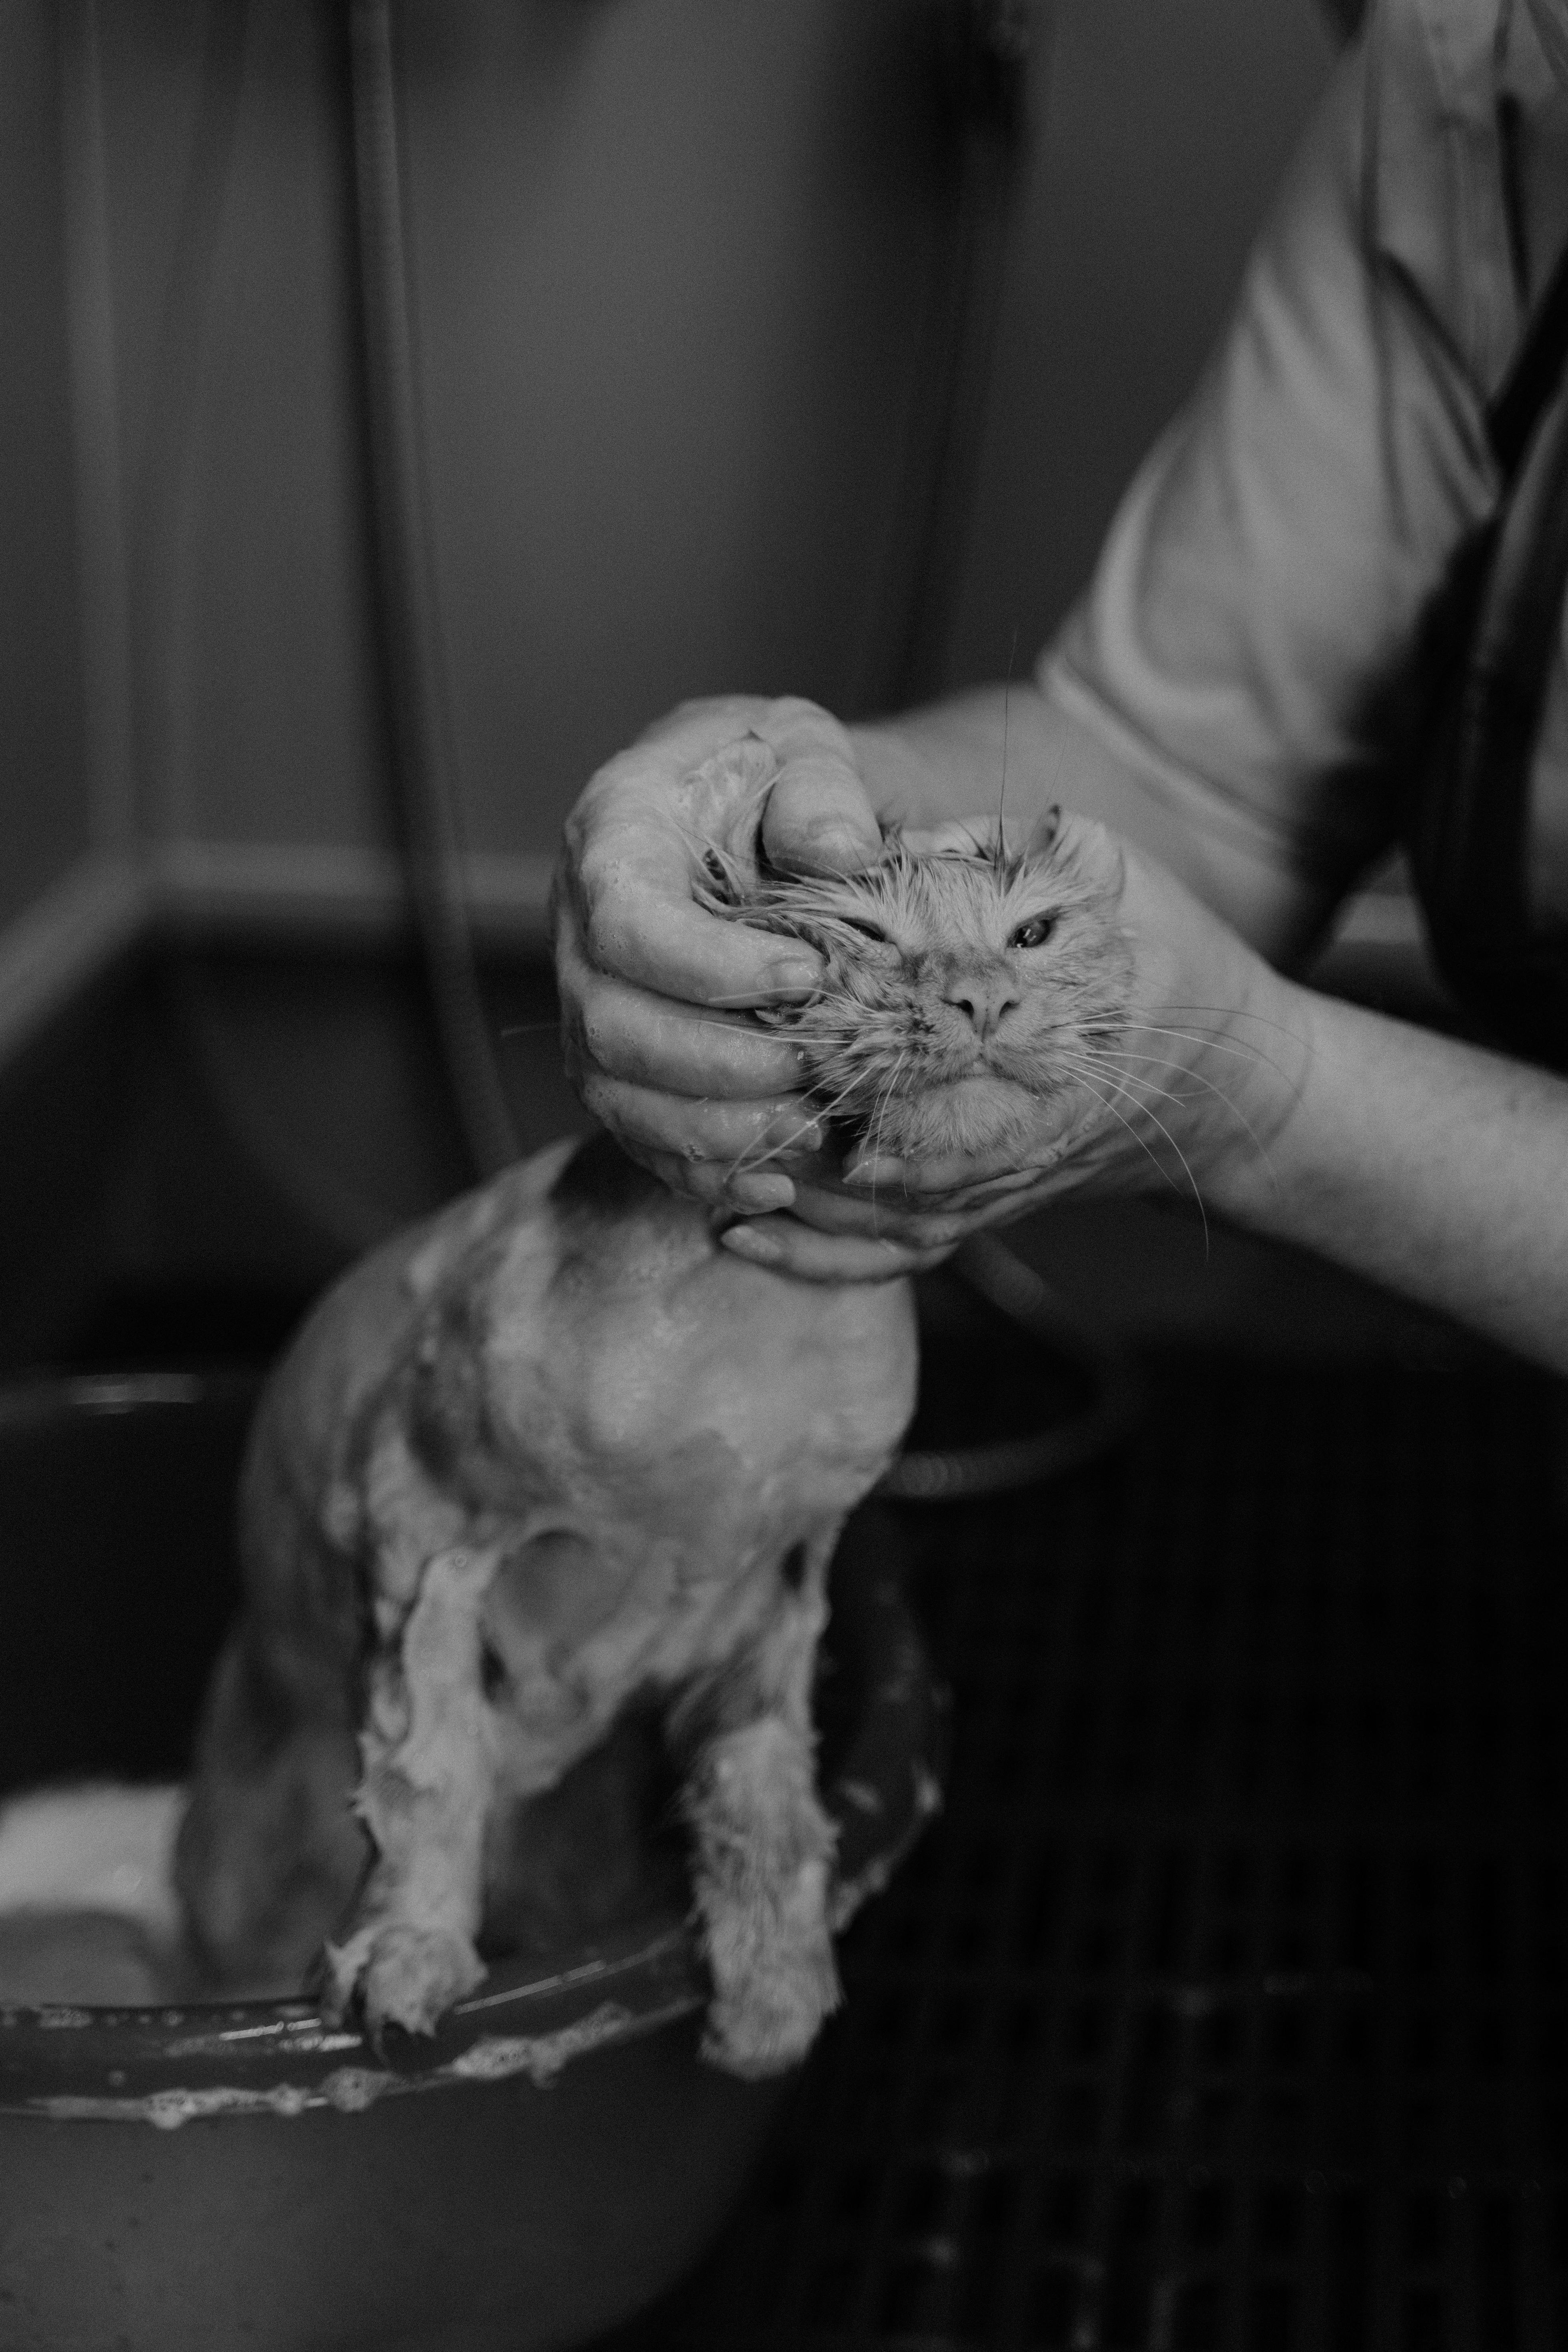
left=699, top=1857, right=842, bottom=2079
left=323, top=1921, right=486, bottom=2038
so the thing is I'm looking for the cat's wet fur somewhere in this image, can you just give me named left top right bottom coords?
left=175, top=1130, right=917, bottom=2074
left=695, top=801, right=1134, bottom=1167
left=174, top=741, right=1127, bottom=2070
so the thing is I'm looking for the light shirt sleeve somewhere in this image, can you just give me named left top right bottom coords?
left=1038, top=0, right=1558, bottom=895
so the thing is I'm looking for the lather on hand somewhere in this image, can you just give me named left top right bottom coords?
left=552, top=694, right=884, bottom=1216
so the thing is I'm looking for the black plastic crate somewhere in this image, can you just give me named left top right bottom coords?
left=610, top=1356, right=1568, bottom=2352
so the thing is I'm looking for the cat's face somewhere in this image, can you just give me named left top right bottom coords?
left=737, top=821, right=1133, bottom=1162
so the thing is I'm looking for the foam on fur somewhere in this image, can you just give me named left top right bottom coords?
left=176, top=1133, right=916, bottom=2069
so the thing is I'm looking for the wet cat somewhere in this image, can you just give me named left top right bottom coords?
left=176, top=736, right=1132, bottom=2074
left=175, top=1132, right=916, bottom=2075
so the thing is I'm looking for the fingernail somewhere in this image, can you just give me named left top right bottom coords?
left=766, top=1112, right=823, bottom=1155
left=720, top=1224, right=783, bottom=1265
left=765, top=957, right=820, bottom=998
left=847, top=1157, right=900, bottom=1189
left=729, top=1173, right=795, bottom=1213
left=783, top=822, right=863, bottom=871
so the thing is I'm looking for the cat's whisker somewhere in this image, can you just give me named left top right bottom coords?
left=641, top=1013, right=801, bottom=1039
left=996, top=625, right=1019, bottom=859
left=724, top=1060, right=879, bottom=1184
left=725, top=1097, right=849, bottom=1183
left=1064, top=1053, right=1213, bottom=1116
left=700, top=991, right=825, bottom=1012
left=1163, top=1000, right=1307, bottom=1038
left=1139, top=1002, right=1309, bottom=1057
left=777, top=1023, right=881, bottom=1045
left=1075, top=1039, right=1230, bottom=1069
left=1117, top=1015, right=1298, bottom=1091
left=1071, top=1042, right=1249, bottom=1106
left=1070, top=1047, right=1284, bottom=1193
left=1117, top=1016, right=1274, bottom=1068
left=1051, top=1064, right=1206, bottom=1237
left=1052, top=1057, right=1211, bottom=1254
left=876, top=1053, right=915, bottom=1151
left=862, top=1053, right=913, bottom=1213
left=847, top=1049, right=918, bottom=1225
left=1071, top=1060, right=1279, bottom=1197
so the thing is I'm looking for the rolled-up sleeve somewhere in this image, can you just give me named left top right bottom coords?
left=1041, top=0, right=1528, bottom=895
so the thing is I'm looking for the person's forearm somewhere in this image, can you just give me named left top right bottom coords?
left=1220, top=987, right=1568, bottom=1370
left=850, top=685, right=1338, bottom=965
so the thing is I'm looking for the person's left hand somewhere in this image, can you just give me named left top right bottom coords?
left=717, top=817, right=1313, bottom=1281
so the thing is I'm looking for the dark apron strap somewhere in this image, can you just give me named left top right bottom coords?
left=1488, top=234, right=1568, bottom=476
left=1403, top=235, right=1568, bottom=1068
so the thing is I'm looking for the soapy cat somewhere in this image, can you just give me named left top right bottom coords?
left=175, top=1133, right=916, bottom=2076
left=176, top=743, right=1131, bottom=2074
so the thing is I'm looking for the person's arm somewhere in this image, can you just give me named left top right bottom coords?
left=555, top=1, right=1549, bottom=1328
left=851, top=0, right=1549, bottom=976
left=1224, top=990, right=1568, bottom=1368
left=723, top=1, right=1555, bottom=1300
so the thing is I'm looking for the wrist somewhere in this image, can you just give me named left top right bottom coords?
left=1198, top=963, right=1320, bottom=1232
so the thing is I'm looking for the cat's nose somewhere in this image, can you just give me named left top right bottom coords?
left=945, top=975, right=1022, bottom=1041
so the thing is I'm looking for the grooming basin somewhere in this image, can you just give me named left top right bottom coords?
left=0, top=1374, right=944, bottom=2352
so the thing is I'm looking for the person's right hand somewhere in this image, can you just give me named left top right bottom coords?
left=552, top=695, right=883, bottom=1215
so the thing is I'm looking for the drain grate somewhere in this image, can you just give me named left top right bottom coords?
left=609, top=1356, right=1568, bottom=2351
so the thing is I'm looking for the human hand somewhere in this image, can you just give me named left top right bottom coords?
left=716, top=817, right=1312, bottom=1281
left=553, top=696, right=883, bottom=1213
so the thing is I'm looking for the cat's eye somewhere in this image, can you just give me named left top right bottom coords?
left=1010, top=913, right=1057, bottom=950
left=841, top=917, right=891, bottom=944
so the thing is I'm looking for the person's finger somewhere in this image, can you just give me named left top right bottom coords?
left=632, top=1147, right=797, bottom=1217
left=781, top=1179, right=971, bottom=1253
left=751, top=1164, right=1075, bottom=1265
left=756, top=700, right=883, bottom=879
left=899, top=815, right=998, bottom=859
left=844, top=1096, right=1092, bottom=1196
left=718, top=1216, right=954, bottom=1284
left=723, top=1173, right=798, bottom=1214
left=844, top=1145, right=1063, bottom=1199
left=559, top=850, right=822, bottom=1012
left=632, top=693, right=782, bottom=762
left=561, top=695, right=880, bottom=1005
left=561, top=931, right=809, bottom=1099
left=763, top=769, right=883, bottom=880
left=574, top=1071, right=826, bottom=1169
left=849, top=1163, right=1055, bottom=1217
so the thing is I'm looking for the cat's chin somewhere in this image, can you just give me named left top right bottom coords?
left=880, top=1074, right=1043, bottom=1162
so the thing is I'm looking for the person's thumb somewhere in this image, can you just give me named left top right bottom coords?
left=758, top=701, right=882, bottom=878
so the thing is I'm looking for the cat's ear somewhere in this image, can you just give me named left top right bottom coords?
left=1029, top=802, right=1063, bottom=853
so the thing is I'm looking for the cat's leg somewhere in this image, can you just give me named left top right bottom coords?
left=677, top=1528, right=843, bottom=2078
left=324, top=1544, right=498, bottom=2036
